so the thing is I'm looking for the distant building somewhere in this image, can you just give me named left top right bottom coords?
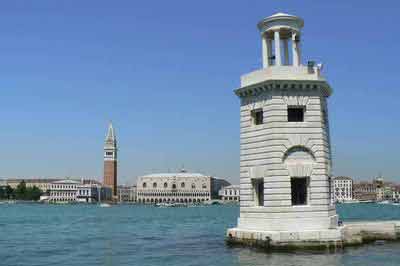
left=117, top=185, right=137, bottom=202
left=136, top=170, right=226, bottom=204
left=392, top=185, right=400, bottom=202
left=49, top=179, right=111, bottom=203
left=0, top=179, right=7, bottom=187
left=331, top=176, right=353, bottom=203
left=220, top=185, right=240, bottom=202
left=104, top=123, right=118, bottom=198
left=353, top=182, right=377, bottom=201
left=4, top=178, right=60, bottom=191
left=374, top=177, right=385, bottom=201
left=1, top=178, right=101, bottom=192
left=353, top=177, right=396, bottom=202
left=211, top=178, right=231, bottom=199
left=49, top=179, right=81, bottom=203
left=76, top=184, right=112, bottom=203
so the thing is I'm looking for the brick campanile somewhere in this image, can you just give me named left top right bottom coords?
left=104, top=122, right=117, bottom=197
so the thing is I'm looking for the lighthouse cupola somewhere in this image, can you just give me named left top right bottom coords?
left=258, top=13, right=304, bottom=67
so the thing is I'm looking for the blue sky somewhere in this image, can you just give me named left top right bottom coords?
left=0, top=1, right=399, bottom=184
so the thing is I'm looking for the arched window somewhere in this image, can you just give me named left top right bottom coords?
left=172, top=184, right=176, bottom=189
left=202, top=184, right=206, bottom=189
left=164, top=182, right=168, bottom=188
left=283, top=146, right=315, bottom=162
left=191, top=184, right=196, bottom=189
left=143, top=182, right=147, bottom=188
left=153, top=182, right=157, bottom=188
left=181, top=182, right=185, bottom=188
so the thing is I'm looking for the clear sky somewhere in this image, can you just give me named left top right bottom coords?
left=0, top=1, right=399, bottom=184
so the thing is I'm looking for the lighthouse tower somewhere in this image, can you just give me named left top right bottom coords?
left=104, top=122, right=118, bottom=198
left=227, top=13, right=342, bottom=248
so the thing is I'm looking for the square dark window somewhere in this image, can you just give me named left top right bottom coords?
left=291, top=177, right=308, bottom=205
left=251, top=109, right=263, bottom=125
left=288, top=107, right=305, bottom=122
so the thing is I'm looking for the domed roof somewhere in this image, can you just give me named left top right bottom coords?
left=257, top=12, right=304, bottom=33
left=270, top=12, right=293, bottom=17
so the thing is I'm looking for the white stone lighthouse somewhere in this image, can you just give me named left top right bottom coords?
left=227, top=13, right=342, bottom=249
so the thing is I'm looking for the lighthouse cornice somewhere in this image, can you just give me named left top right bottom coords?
left=234, top=79, right=332, bottom=98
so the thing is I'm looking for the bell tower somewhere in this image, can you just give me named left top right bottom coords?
left=227, top=13, right=341, bottom=248
left=103, top=122, right=117, bottom=197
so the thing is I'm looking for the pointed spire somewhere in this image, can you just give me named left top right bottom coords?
left=105, top=121, right=116, bottom=144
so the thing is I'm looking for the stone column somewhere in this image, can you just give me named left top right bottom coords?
left=274, top=30, right=281, bottom=66
left=262, top=34, right=269, bottom=68
left=283, top=39, right=289, bottom=65
left=267, top=38, right=273, bottom=66
left=292, top=32, right=301, bottom=66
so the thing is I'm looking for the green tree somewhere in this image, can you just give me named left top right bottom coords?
left=28, top=186, right=42, bottom=201
left=0, top=187, right=5, bottom=199
left=5, top=185, right=14, bottom=199
left=15, top=180, right=27, bottom=200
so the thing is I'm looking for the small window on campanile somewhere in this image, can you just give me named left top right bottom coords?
left=106, top=152, right=113, bottom=156
left=251, top=109, right=263, bottom=125
left=288, top=106, right=305, bottom=122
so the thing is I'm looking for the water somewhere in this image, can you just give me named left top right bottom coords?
left=1, top=203, right=400, bottom=266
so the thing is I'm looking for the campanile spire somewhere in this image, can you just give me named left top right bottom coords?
left=103, top=122, right=118, bottom=198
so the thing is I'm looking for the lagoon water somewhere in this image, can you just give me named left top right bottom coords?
left=1, top=203, right=400, bottom=266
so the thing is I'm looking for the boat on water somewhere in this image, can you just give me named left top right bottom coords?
left=155, top=202, right=187, bottom=208
left=99, top=203, right=111, bottom=208
left=358, top=200, right=375, bottom=204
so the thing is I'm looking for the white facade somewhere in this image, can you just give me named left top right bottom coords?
left=49, top=179, right=111, bottom=203
left=118, top=185, right=137, bottom=202
left=331, top=176, right=353, bottom=203
left=393, top=189, right=400, bottom=202
left=49, top=180, right=80, bottom=202
left=136, top=171, right=212, bottom=203
left=76, top=184, right=98, bottom=203
left=221, top=185, right=240, bottom=202
left=228, top=13, right=340, bottom=244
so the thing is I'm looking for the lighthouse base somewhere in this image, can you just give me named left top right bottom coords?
left=226, top=221, right=400, bottom=251
left=226, top=227, right=343, bottom=251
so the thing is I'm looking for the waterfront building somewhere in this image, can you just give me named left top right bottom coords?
left=228, top=13, right=341, bottom=246
left=374, top=177, right=385, bottom=201
left=0, top=179, right=7, bottom=186
left=353, top=181, right=377, bottom=201
left=331, top=176, right=353, bottom=203
left=49, top=179, right=111, bottom=203
left=104, top=123, right=118, bottom=198
left=1, top=178, right=101, bottom=192
left=4, top=178, right=60, bottom=191
left=117, top=185, right=137, bottom=202
left=220, top=185, right=240, bottom=202
left=136, top=170, right=224, bottom=203
left=76, top=184, right=112, bottom=203
left=49, top=179, right=81, bottom=202
left=352, top=177, right=397, bottom=202
left=75, top=184, right=97, bottom=203
left=392, top=185, right=400, bottom=202
left=211, top=177, right=231, bottom=198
